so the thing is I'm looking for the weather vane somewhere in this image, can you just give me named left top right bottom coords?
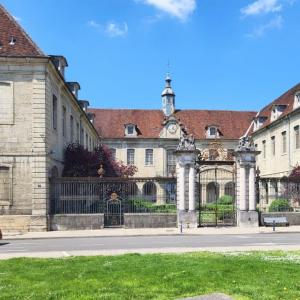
left=167, top=60, right=171, bottom=76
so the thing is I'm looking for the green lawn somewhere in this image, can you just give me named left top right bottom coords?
left=0, top=252, right=300, bottom=300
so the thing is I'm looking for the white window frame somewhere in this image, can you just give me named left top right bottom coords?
left=127, top=149, right=135, bottom=165
left=145, top=149, right=154, bottom=166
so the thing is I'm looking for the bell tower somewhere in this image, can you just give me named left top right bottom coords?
left=162, top=75, right=175, bottom=116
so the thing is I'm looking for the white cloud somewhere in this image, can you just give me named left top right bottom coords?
left=246, top=15, right=283, bottom=37
left=105, top=22, right=128, bottom=37
left=241, top=0, right=282, bottom=16
left=87, top=20, right=128, bottom=38
left=138, top=0, right=196, bottom=21
left=87, top=20, right=100, bottom=28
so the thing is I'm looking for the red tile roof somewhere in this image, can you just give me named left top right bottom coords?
left=0, top=5, right=44, bottom=57
left=89, top=108, right=257, bottom=139
left=252, top=82, right=300, bottom=133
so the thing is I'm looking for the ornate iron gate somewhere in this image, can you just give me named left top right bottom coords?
left=198, top=161, right=237, bottom=227
left=104, top=193, right=123, bottom=227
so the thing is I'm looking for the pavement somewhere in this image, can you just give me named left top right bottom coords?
left=3, top=225, right=300, bottom=240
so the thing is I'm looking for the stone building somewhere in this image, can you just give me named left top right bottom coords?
left=250, top=83, right=300, bottom=209
left=90, top=76, right=256, bottom=205
left=0, top=5, right=100, bottom=232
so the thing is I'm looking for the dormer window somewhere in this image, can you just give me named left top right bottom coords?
left=125, top=123, right=137, bottom=137
left=78, top=100, right=89, bottom=112
left=206, top=126, right=219, bottom=139
left=67, top=82, right=81, bottom=98
left=254, top=116, right=267, bottom=131
left=271, top=105, right=287, bottom=121
left=294, top=92, right=300, bottom=109
left=50, top=55, right=68, bottom=78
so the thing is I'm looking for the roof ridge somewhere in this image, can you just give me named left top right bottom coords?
left=89, top=107, right=257, bottom=113
left=259, top=82, right=300, bottom=113
left=0, top=4, right=44, bottom=56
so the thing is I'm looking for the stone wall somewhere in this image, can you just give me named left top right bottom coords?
left=260, top=212, right=300, bottom=225
left=50, top=214, right=104, bottom=230
left=124, top=213, right=177, bottom=228
left=0, top=215, right=32, bottom=233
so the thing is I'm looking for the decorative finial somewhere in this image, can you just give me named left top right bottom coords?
left=167, top=60, right=171, bottom=77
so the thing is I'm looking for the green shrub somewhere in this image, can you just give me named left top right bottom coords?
left=269, top=199, right=292, bottom=212
left=217, top=195, right=234, bottom=205
left=128, top=198, right=176, bottom=213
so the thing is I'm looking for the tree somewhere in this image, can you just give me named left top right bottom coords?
left=62, top=143, right=137, bottom=177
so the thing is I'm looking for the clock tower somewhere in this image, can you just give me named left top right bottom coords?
left=161, top=75, right=175, bottom=116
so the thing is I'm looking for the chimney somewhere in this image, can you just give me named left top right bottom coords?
left=50, top=55, right=68, bottom=78
left=66, top=82, right=81, bottom=98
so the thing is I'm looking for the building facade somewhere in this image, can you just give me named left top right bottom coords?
left=0, top=5, right=100, bottom=232
left=90, top=76, right=256, bottom=206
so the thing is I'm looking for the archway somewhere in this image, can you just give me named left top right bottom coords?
left=206, top=182, right=220, bottom=203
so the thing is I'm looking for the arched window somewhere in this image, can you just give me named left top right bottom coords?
left=224, top=182, right=235, bottom=197
left=206, top=182, right=219, bottom=203
left=143, top=182, right=157, bottom=202
left=50, top=166, right=59, bottom=179
left=128, top=183, right=139, bottom=199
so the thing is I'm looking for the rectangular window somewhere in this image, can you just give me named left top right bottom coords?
left=62, top=106, right=66, bottom=137
left=295, top=126, right=300, bottom=149
left=52, top=95, right=57, bottom=130
left=271, top=136, right=275, bottom=156
left=145, top=149, right=153, bottom=166
left=110, top=148, right=116, bottom=160
left=0, top=81, right=14, bottom=125
left=80, top=128, right=84, bottom=145
left=127, top=149, right=135, bottom=165
left=167, top=150, right=176, bottom=176
left=70, top=115, right=74, bottom=142
left=0, top=165, right=12, bottom=204
left=262, top=140, right=266, bottom=159
left=281, top=131, right=287, bottom=153
left=76, top=122, right=80, bottom=143
left=85, top=133, right=88, bottom=149
left=127, top=125, right=134, bottom=135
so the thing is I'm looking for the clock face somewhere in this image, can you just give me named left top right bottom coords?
left=167, top=123, right=178, bottom=134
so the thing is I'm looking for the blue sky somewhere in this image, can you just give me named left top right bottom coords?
left=2, top=0, right=300, bottom=111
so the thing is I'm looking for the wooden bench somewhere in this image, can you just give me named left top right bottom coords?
left=263, top=217, right=289, bottom=227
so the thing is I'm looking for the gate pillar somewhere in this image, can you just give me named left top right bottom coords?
left=175, top=134, right=200, bottom=228
left=234, top=137, right=260, bottom=227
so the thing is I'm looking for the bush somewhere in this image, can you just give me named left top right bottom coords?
left=217, top=195, right=234, bottom=205
left=269, top=199, right=292, bottom=212
left=128, top=199, right=176, bottom=213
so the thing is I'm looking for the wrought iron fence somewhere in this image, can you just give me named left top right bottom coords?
left=257, top=178, right=300, bottom=212
left=50, top=177, right=177, bottom=215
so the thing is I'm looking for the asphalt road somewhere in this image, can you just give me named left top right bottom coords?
left=1, top=233, right=300, bottom=257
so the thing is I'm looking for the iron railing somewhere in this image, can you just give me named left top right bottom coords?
left=257, top=177, right=300, bottom=212
left=50, top=177, right=177, bottom=214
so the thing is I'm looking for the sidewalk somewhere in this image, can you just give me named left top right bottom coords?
left=3, top=225, right=300, bottom=240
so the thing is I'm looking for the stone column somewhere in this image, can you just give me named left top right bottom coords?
left=175, top=149, right=200, bottom=228
left=249, top=166, right=256, bottom=211
left=177, top=163, right=185, bottom=211
left=239, top=166, right=247, bottom=211
left=234, top=137, right=260, bottom=228
left=189, top=165, right=195, bottom=211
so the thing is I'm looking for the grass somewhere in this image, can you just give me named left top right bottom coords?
left=0, top=251, right=300, bottom=299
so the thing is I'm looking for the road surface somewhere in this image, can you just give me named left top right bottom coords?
left=1, top=232, right=300, bottom=258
